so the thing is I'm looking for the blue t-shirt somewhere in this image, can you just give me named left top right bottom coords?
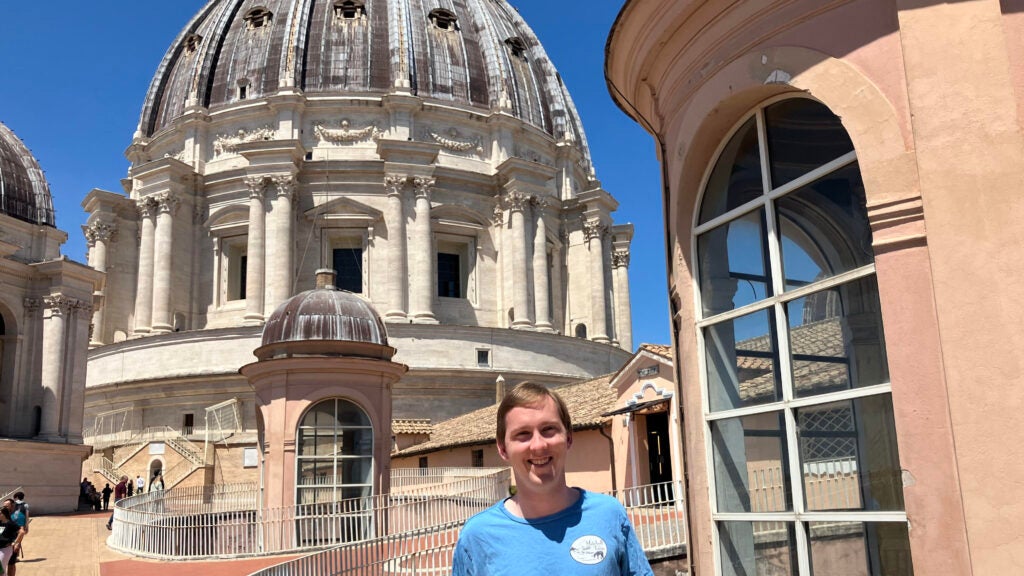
left=452, top=489, right=654, bottom=576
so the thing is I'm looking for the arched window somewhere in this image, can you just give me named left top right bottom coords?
left=428, top=8, right=458, bottom=31
left=244, top=8, right=273, bottom=30
left=333, top=0, right=365, bottom=20
left=574, top=323, right=587, bottom=339
left=296, top=398, right=373, bottom=506
left=694, top=97, right=911, bottom=575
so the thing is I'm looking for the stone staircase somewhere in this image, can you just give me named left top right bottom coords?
left=93, top=426, right=206, bottom=487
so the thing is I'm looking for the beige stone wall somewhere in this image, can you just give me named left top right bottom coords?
left=0, top=439, right=91, bottom=514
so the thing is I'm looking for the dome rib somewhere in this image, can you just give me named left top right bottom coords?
left=0, top=122, right=55, bottom=227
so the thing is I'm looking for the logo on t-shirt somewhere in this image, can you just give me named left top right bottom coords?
left=569, top=535, right=608, bottom=565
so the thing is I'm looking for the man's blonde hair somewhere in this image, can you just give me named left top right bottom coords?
left=496, top=382, right=572, bottom=447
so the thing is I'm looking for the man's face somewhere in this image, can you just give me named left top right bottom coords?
left=497, top=396, right=572, bottom=495
left=2, top=500, right=13, bottom=512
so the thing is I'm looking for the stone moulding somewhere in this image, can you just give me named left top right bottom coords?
left=213, top=126, right=276, bottom=157
left=429, top=128, right=484, bottom=155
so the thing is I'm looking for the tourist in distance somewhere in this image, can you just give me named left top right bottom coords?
left=452, top=382, right=653, bottom=575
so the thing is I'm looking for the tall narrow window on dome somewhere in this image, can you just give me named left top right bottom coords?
left=296, top=398, right=374, bottom=539
left=505, top=37, right=528, bottom=60
left=244, top=8, right=273, bottom=30
left=184, top=34, right=202, bottom=55
left=694, top=97, right=913, bottom=576
left=237, top=79, right=251, bottom=101
left=333, top=0, right=365, bottom=20
left=428, top=8, right=458, bottom=31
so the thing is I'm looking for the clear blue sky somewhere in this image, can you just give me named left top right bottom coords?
left=0, top=1, right=670, bottom=350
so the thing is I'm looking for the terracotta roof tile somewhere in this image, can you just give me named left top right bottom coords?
left=392, top=419, right=433, bottom=435
left=639, top=344, right=673, bottom=359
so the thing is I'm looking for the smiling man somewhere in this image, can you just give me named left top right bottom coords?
left=452, top=382, right=653, bottom=575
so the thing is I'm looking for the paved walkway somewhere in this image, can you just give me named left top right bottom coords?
left=18, top=511, right=296, bottom=576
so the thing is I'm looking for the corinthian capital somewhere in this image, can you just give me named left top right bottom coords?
left=85, top=221, right=118, bottom=246
left=43, top=295, right=75, bottom=316
left=612, top=249, right=631, bottom=269
left=23, top=298, right=40, bottom=313
left=245, top=176, right=267, bottom=199
left=505, top=191, right=529, bottom=213
left=137, top=196, right=159, bottom=219
left=384, top=174, right=408, bottom=197
left=412, top=177, right=435, bottom=200
left=270, top=174, right=295, bottom=199
left=583, top=218, right=606, bottom=241
left=154, top=192, right=181, bottom=215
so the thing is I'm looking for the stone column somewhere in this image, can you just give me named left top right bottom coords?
left=38, top=295, right=71, bottom=441
left=409, top=177, right=437, bottom=323
left=151, top=193, right=180, bottom=334
left=508, top=192, right=533, bottom=329
left=85, top=222, right=116, bottom=346
left=384, top=175, right=408, bottom=320
left=532, top=198, right=553, bottom=332
left=265, top=175, right=296, bottom=315
left=133, top=198, right=158, bottom=334
left=245, top=177, right=267, bottom=325
left=67, top=301, right=93, bottom=443
left=585, top=218, right=610, bottom=343
left=612, top=249, right=633, bottom=351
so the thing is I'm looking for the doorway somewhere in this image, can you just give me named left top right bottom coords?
left=645, top=411, right=672, bottom=485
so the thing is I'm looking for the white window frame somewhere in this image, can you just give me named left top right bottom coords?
left=691, top=95, right=909, bottom=576
left=321, top=228, right=370, bottom=296
left=433, top=220, right=481, bottom=306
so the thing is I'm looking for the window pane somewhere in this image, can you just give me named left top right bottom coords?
left=333, top=248, right=363, bottom=293
left=341, top=457, right=373, bottom=485
left=711, top=412, right=790, bottom=513
left=765, top=99, right=854, bottom=189
left=798, top=395, right=905, bottom=512
left=787, top=277, right=889, bottom=398
left=339, top=428, right=373, bottom=457
left=809, top=521, right=913, bottom=576
left=304, top=400, right=338, bottom=427
left=776, top=162, right=873, bottom=289
left=437, top=252, right=462, bottom=297
left=705, top=309, right=780, bottom=412
left=699, top=117, right=764, bottom=225
left=698, top=209, right=771, bottom=316
left=719, top=521, right=796, bottom=576
left=337, top=400, right=371, bottom=426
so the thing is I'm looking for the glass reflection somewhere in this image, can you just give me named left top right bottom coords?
left=809, top=521, right=914, bottom=576
left=786, top=276, right=889, bottom=398
left=705, top=309, right=779, bottom=412
left=699, top=209, right=771, bottom=316
left=776, top=162, right=873, bottom=288
left=711, top=412, right=790, bottom=513
left=798, top=395, right=904, bottom=512
left=719, top=521, right=796, bottom=576
left=765, top=99, right=855, bottom=189
left=699, top=117, right=764, bottom=225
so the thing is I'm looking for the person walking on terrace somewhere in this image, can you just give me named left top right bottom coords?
left=106, top=476, right=128, bottom=530
left=452, top=382, right=653, bottom=575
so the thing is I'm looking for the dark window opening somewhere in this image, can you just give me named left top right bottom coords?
left=334, top=0, right=365, bottom=19
left=437, top=252, right=461, bottom=298
left=477, top=349, right=490, bottom=367
left=429, top=9, right=458, bottom=31
left=245, top=8, right=273, bottom=29
left=333, top=248, right=363, bottom=293
left=238, top=84, right=248, bottom=100
left=184, top=34, right=202, bottom=55
left=183, top=413, right=195, bottom=435
left=575, top=324, right=588, bottom=339
left=505, top=37, right=527, bottom=59
left=239, top=255, right=248, bottom=300
left=418, top=456, right=428, bottom=469
left=471, top=449, right=484, bottom=468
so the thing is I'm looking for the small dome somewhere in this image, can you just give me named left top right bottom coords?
left=0, top=122, right=55, bottom=226
left=262, top=283, right=388, bottom=349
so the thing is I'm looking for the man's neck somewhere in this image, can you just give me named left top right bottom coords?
left=506, top=485, right=579, bottom=519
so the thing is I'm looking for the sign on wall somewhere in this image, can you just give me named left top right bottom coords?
left=149, top=442, right=165, bottom=455
left=243, top=447, right=259, bottom=468
left=638, top=365, right=659, bottom=377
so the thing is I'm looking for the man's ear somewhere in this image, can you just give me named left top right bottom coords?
left=566, top=430, right=573, bottom=449
left=496, top=440, right=509, bottom=461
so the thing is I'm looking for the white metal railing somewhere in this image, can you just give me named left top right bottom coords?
left=251, top=479, right=685, bottom=576
left=97, top=457, right=123, bottom=484
left=109, top=468, right=510, bottom=562
left=159, top=458, right=201, bottom=490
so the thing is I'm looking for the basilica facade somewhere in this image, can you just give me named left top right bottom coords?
left=82, top=0, right=633, bottom=491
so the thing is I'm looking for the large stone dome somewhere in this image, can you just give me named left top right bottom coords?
left=0, top=122, right=55, bottom=226
left=138, top=0, right=591, bottom=161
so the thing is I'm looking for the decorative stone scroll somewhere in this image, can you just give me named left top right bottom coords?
left=504, top=191, right=530, bottom=213
left=213, top=126, right=275, bottom=156
left=85, top=222, right=118, bottom=247
left=270, top=174, right=296, bottom=200
left=612, top=249, right=631, bottom=269
left=583, top=218, right=606, bottom=241
left=429, top=128, right=484, bottom=155
left=313, top=120, right=381, bottom=145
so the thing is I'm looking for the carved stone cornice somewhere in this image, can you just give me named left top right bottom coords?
left=314, top=119, right=381, bottom=145
left=270, top=175, right=295, bottom=200
left=84, top=222, right=118, bottom=246
left=612, top=249, right=631, bottom=269
left=384, top=174, right=408, bottom=198
left=23, top=298, right=40, bottom=313
left=583, top=218, right=606, bottom=241
left=213, top=126, right=275, bottom=157
left=412, top=177, right=435, bottom=200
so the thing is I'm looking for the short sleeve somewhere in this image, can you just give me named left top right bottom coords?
left=620, top=513, right=655, bottom=576
left=451, top=537, right=473, bottom=576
